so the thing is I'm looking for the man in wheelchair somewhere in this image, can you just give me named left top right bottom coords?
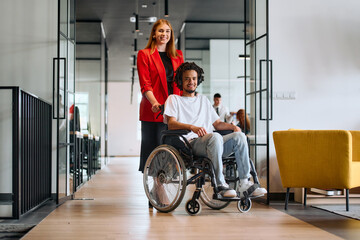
left=164, top=62, right=267, bottom=199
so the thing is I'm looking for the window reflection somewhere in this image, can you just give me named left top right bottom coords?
left=75, top=92, right=89, bottom=133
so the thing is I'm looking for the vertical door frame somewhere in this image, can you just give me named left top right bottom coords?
left=244, top=0, right=271, bottom=204
left=56, top=0, right=76, bottom=204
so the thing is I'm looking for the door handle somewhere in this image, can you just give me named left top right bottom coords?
left=53, top=57, right=67, bottom=119
left=259, top=59, right=273, bottom=121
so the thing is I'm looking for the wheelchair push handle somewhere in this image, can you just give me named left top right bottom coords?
left=156, top=105, right=165, bottom=119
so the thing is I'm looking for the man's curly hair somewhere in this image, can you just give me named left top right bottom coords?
left=174, top=62, right=204, bottom=90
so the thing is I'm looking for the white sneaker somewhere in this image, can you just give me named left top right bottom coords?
left=218, top=183, right=237, bottom=198
left=252, top=187, right=267, bottom=197
left=221, top=189, right=237, bottom=198
left=237, top=181, right=267, bottom=198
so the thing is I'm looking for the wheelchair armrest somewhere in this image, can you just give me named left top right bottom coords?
left=214, top=130, right=234, bottom=135
left=160, top=129, right=193, bottom=156
left=162, top=129, right=190, bottom=136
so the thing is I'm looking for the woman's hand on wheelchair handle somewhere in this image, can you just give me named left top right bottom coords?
left=151, top=102, right=162, bottom=113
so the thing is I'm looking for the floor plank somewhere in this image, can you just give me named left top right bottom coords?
left=23, top=157, right=356, bottom=240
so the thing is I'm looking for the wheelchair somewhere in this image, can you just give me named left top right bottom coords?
left=143, top=129, right=261, bottom=216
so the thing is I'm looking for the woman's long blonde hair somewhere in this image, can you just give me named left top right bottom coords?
left=145, top=19, right=180, bottom=58
left=236, top=109, right=250, bottom=133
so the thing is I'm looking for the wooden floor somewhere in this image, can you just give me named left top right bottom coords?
left=23, top=157, right=360, bottom=240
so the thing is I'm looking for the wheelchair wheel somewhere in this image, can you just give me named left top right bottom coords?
left=200, top=162, right=238, bottom=210
left=237, top=198, right=252, bottom=213
left=199, top=174, right=230, bottom=210
left=143, top=145, right=187, bottom=213
left=185, top=199, right=202, bottom=216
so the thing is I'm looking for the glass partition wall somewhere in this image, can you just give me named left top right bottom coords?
left=55, top=0, right=76, bottom=203
left=183, top=22, right=246, bottom=112
left=75, top=20, right=107, bottom=186
left=57, top=1, right=107, bottom=200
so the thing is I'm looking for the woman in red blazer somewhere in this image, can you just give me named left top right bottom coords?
left=137, top=19, right=184, bottom=174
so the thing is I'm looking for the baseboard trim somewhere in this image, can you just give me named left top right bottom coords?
left=269, top=192, right=294, bottom=202
left=0, top=193, right=13, bottom=201
left=0, top=193, right=13, bottom=205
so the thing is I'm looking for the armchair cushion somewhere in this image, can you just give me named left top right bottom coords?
left=273, top=130, right=360, bottom=190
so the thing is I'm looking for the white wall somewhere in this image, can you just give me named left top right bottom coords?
left=0, top=0, right=57, bottom=100
left=0, top=0, right=58, bottom=193
left=108, top=82, right=141, bottom=156
left=269, top=0, right=360, bottom=192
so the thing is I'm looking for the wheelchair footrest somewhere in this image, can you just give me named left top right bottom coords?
left=213, top=193, right=240, bottom=201
left=238, top=183, right=260, bottom=199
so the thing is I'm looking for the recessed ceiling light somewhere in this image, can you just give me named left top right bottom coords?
left=130, top=16, right=157, bottom=23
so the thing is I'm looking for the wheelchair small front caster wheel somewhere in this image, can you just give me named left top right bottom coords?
left=185, top=199, right=202, bottom=216
left=237, top=198, right=252, bottom=213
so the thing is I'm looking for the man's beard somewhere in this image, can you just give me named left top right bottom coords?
left=184, top=89, right=195, bottom=94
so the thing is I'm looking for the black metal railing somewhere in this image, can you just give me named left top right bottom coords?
left=71, top=132, right=84, bottom=191
left=82, top=135, right=101, bottom=180
left=93, top=136, right=101, bottom=172
left=83, top=135, right=94, bottom=179
left=0, top=87, right=52, bottom=219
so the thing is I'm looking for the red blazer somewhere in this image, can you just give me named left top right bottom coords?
left=137, top=48, right=184, bottom=122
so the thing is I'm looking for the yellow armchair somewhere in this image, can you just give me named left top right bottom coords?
left=273, top=130, right=360, bottom=211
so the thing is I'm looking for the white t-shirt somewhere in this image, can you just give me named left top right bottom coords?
left=164, top=94, right=220, bottom=140
left=213, top=104, right=233, bottom=123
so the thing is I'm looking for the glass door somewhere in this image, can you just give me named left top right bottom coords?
left=244, top=0, right=272, bottom=204
left=55, top=0, right=76, bottom=203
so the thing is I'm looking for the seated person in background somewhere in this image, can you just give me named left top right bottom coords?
left=213, top=93, right=236, bottom=123
left=164, top=62, right=267, bottom=198
left=236, top=109, right=250, bottom=135
left=69, top=104, right=81, bottom=132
